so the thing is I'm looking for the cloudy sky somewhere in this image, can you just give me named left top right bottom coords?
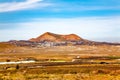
left=0, top=0, right=120, bottom=42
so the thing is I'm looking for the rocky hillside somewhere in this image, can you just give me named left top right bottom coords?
left=6, top=32, right=120, bottom=47
left=29, top=32, right=83, bottom=42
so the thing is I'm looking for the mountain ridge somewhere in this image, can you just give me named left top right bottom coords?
left=6, top=32, right=120, bottom=47
left=29, top=32, right=84, bottom=42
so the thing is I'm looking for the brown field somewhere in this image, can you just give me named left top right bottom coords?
left=0, top=43, right=120, bottom=80
left=0, top=64, right=120, bottom=80
left=0, top=44, right=120, bottom=61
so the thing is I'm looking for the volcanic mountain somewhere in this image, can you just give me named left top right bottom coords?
left=7, top=32, right=120, bottom=47
left=29, top=32, right=84, bottom=42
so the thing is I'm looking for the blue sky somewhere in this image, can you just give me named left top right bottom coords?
left=0, top=0, right=120, bottom=42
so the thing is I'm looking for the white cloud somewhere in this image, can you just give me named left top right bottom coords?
left=48, top=0, right=120, bottom=12
left=0, top=16, right=120, bottom=42
left=0, top=0, right=120, bottom=13
left=0, top=0, right=51, bottom=12
left=76, top=6, right=120, bottom=11
left=51, top=6, right=120, bottom=12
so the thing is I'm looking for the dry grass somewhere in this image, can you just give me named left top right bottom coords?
left=0, top=64, right=120, bottom=80
left=0, top=43, right=120, bottom=80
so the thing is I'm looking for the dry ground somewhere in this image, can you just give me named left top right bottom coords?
left=0, top=43, right=120, bottom=80
left=0, top=64, right=120, bottom=80
left=0, top=44, right=120, bottom=61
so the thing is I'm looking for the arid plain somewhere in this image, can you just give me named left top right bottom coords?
left=0, top=32, right=120, bottom=80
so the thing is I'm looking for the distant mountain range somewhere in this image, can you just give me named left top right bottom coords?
left=8, top=32, right=120, bottom=47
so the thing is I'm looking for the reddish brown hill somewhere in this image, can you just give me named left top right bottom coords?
left=29, top=32, right=83, bottom=42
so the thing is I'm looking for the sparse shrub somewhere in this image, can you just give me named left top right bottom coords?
left=95, top=69, right=109, bottom=74
left=6, top=59, right=10, bottom=62
left=16, top=64, right=19, bottom=70
left=100, top=62, right=108, bottom=64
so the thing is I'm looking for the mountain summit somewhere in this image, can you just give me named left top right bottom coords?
left=29, top=32, right=83, bottom=42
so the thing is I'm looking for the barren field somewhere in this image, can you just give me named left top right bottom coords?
left=0, top=45, right=120, bottom=61
left=0, top=43, right=120, bottom=80
left=0, top=64, right=120, bottom=80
